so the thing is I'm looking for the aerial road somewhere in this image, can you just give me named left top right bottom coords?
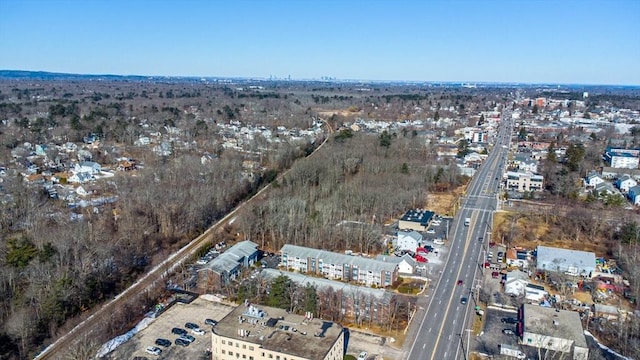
left=407, top=112, right=512, bottom=360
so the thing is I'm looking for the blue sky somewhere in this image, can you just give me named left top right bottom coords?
left=1, top=0, right=638, bottom=85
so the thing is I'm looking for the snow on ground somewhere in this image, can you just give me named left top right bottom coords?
left=584, top=330, right=634, bottom=360
left=96, top=317, right=155, bottom=358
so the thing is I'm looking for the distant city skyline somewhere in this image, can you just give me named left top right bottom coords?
left=0, top=0, right=638, bottom=85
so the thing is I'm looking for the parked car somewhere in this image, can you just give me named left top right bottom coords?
left=145, top=346, right=162, bottom=356
left=155, top=338, right=171, bottom=347
left=175, top=338, right=190, bottom=347
left=491, top=271, right=500, bottom=279
left=179, top=334, right=196, bottom=343
left=433, top=238, right=445, bottom=245
left=426, top=228, right=436, bottom=234
left=357, top=352, right=368, bottom=360
left=205, top=318, right=218, bottom=326
left=185, top=322, right=199, bottom=329
left=502, top=328, right=516, bottom=335
left=191, top=328, right=206, bottom=335
left=171, top=327, right=187, bottom=336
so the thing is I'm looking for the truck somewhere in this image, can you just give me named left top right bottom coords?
left=464, top=217, right=471, bottom=227
left=500, top=344, right=526, bottom=359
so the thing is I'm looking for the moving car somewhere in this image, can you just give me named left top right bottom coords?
left=145, top=346, right=162, bottom=356
left=457, top=280, right=463, bottom=286
left=460, top=297, right=468, bottom=304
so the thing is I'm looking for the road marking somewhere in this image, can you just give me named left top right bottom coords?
left=423, top=343, right=426, bottom=349
left=429, top=327, right=432, bottom=333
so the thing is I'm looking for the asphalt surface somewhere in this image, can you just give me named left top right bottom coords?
left=406, top=112, right=513, bottom=360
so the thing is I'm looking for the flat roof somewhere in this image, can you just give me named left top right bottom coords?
left=213, top=303, right=343, bottom=360
left=400, top=209, right=434, bottom=226
left=536, top=245, right=595, bottom=275
left=523, top=304, right=587, bottom=348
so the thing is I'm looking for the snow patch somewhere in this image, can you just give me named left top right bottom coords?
left=95, top=316, right=155, bottom=358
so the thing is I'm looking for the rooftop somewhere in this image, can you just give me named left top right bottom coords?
left=523, top=304, right=587, bottom=348
left=213, top=303, right=344, bottom=360
left=280, top=244, right=398, bottom=274
left=400, top=209, right=435, bottom=226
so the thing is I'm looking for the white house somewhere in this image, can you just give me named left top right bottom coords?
left=525, top=283, right=548, bottom=302
left=583, top=173, right=604, bottom=189
left=74, top=161, right=101, bottom=174
left=68, top=172, right=94, bottom=184
left=504, top=270, right=529, bottom=297
left=396, top=230, right=422, bottom=251
left=376, top=254, right=416, bottom=275
left=616, top=174, right=637, bottom=193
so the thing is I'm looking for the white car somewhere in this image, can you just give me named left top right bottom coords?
left=426, top=229, right=436, bottom=234
left=145, top=346, right=162, bottom=356
left=191, top=327, right=206, bottom=335
left=357, top=352, right=368, bottom=360
left=433, top=238, right=445, bottom=245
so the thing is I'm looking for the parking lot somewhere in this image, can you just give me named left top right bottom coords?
left=105, top=296, right=235, bottom=360
left=473, top=306, right=521, bottom=357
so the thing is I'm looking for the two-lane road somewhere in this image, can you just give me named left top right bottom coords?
left=407, top=113, right=512, bottom=360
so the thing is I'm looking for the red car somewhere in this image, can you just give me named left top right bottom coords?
left=457, top=280, right=463, bottom=286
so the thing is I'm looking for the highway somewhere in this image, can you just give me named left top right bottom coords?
left=407, top=112, right=513, bottom=360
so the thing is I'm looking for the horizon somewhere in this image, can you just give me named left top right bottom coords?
left=1, top=1, right=639, bottom=86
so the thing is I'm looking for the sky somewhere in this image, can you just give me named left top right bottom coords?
left=0, top=0, right=639, bottom=85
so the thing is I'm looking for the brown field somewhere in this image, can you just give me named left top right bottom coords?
left=427, top=185, right=467, bottom=216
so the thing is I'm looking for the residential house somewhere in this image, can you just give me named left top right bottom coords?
left=376, top=254, right=416, bottom=275
left=628, top=185, right=640, bottom=206
left=594, top=181, right=617, bottom=196
left=198, top=240, right=259, bottom=290
left=593, top=304, right=620, bottom=321
left=504, top=270, right=529, bottom=297
left=68, top=172, right=94, bottom=184
left=521, top=304, right=589, bottom=360
left=536, top=246, right=595, bottom=277
left=396, top=230, right=422, bottom=251
left=398, top=209, right=435, bottom=232
left=74, top=161, right=101, bottom=174
left=583, top=173, right=605, bottom=189
left=525, top=283, right=548, bottom=302
left=506, top=171, right=544, bottom=192
left=616, top=174, right=637, bottom=193
left=280, top=244, right=398, bottom=287
left=506, top=248, right=530, bottom=269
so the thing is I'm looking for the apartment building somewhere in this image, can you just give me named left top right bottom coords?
left=280, top=244, right=398, bottom=287
left=604, top=148, right=640, bottom=169
left=505, top=171, right=544, bottom=192
left=211, top=304, right=344, bottom=360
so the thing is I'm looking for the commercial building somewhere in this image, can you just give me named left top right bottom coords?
left=505, top=171, right=544, bottom=192
left=280, top=244, right=398, bottom=287
left=521, top=304, right=589, bottom=360
left=536, top=246, right=595, bottom=277
left=211, top=303, right=344, bottom=360
left=398, top=209, right=435, bottom=232
left=199, top=240, right=260, bottom=290
left=603, top=148, right=640, bottom=169
left=396, top=230, right=422, bottom=251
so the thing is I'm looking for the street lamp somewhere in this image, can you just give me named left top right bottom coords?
left=465, top=328, right=473, bottom=360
